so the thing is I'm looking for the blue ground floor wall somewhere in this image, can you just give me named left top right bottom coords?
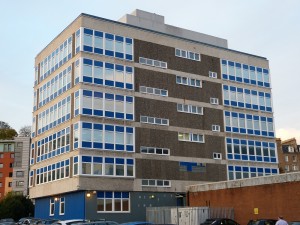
left=34, top=191, right=182, bottom=223
left=35, top=191, right=85, bottom=220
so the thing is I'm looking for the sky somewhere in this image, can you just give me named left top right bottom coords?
left=0, top=0, right=299, bottom=141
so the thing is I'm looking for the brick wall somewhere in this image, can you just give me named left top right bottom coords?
left=188, top=179, right=300, bottom=225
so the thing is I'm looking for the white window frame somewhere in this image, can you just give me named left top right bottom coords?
left=141, top=179, right=171, bottom=187
left=59, top=197, right=65, bottom=215
left=49, top=199, right=55, bottom=216
left=285, top=155, right=289, bottom=162
left=209, top=71, right=217, bottom=79
left=213, top=152, right=222, bottom=159
left=140, top=116, right=169, bottom=126
left=175, top=48, right=201, bottom=61
left=212, top=125, right=221, bottom=132
left=177, top=103, right=203, bottom=115
left=140, top=146, right=170, bottom=155
left=96, top=191, right=130, bottom=213
left=210, top=98, right=219, bottom=105
left=178, top=132, right=205, bottom=143
left=139, top=86, right=168, bottom=97
left=139, top=57, right=167, bottom=69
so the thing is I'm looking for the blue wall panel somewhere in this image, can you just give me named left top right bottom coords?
left=35, top=191, right=85, bottom=220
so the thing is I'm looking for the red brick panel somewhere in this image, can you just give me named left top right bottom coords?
left=189, top=182, right=300, bottom=225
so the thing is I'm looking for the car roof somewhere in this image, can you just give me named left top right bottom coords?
left=120, top=222, right=152, bottom=225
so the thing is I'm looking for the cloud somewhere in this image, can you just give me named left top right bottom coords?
left=276, top=128, right=300, bottom=143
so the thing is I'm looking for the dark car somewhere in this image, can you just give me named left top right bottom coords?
left=201, top=218, right=239, bottom=225
left=35, top=220, right=59, bottom=225
left=119, top=222, right=153, bottom=225
left=247, top=219, right=277, bottom=225
left=289, top=222, right=300, bottom=225
left=0, top=219, right=16, bottom=225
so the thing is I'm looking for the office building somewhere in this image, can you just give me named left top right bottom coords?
left=0, top=136, right=30, bottom=199
left=30, top=9, right=277, bottom=221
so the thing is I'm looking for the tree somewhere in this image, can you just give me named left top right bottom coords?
left=0, top=129, right=17, bottom=140
left=0, top=193, right=34, bottom=220
left=19, top=126, right=31, bottom=137
left=0, top=121, right=17, bottom=140
left=0, top=121, right=12, bottom=129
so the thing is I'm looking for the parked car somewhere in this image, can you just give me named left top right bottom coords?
left=53, top=220, right=86, bottom=225
left=119, top=222, right=153, bottom=225
left=247, top=219, right=277, bottom=225
left=289, top=222, right=300, bottom=225
left=0, top=219, right=14, bottom=223
left=0, top=219, right=16, bottom=225
left=201, top=218, right=240, bottom=225
left=35, top=220, right=58, bottom=225
left=74, top=221, right=118, bottom=225
left=17, top=218, right=40, bottom=225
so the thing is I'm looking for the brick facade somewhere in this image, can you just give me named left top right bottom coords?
left=188, top=173, right=300, bottom=225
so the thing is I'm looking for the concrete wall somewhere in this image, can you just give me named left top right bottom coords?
left=187, top=172, right=300, bottom=225
left=119, top=9, right=228, bottom=48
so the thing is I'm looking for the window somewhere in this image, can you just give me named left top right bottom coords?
left=178, top=132, right=204, bottom=143
left=213, top=152, right=222, bottom=159
left=176, top=76, right=201, bottom=88
left=210, top=98, right=219, bottom=105
left=9, top=172, right=13, bottom=177
left=285, top=165, right=289, bottom=172
left=212, top=125, right=220, bottom=132
left=209, top=71, right=217, bottom=79
left=59, top=197, right=65, bottom=215
left=8, top=182, right=12, bottom=187
left=36, top=159, right=70, bottom=184
left=141, top=179, right=171, bottom=187
left=175, top=48, right=200, bottom=61
left=225, top=111, right=274, bottom=138
left=39, top=36, right=72, bottom=82
left=37, top=96, right=71, bottom=135
left=10, top=153, right=14, bottom=158
left=177, top=103, right=203, bottom=115
left=285, top=155, right=289, bottom=162
left=17, top=142, right=23, bottom=147
left=293, top=165, right=299, bottom=171
left=97, top=191, right=129, bottom=212
left=50, top=199, right=55, bottom=216
left=292, top=155, right=297, bottom=162
left=76, top=155, right=134, bottom=178
left=38, top=65, right=72, bottom=108
left=0, top=163, right=4, bottom=168
left=76, top=89, right=134, bottom=121
left=4, top=144, right=13, bottom=152
left=140, top=116, right=169, bottom=126
left=222, top=59, right=271, bottom=88
left=16, top=181, right=24, bottom=187
left=288, top=146, right=294, bottom=153
left=139, top=86, right=168, bottom=97
left=139, top=57, right=167, bottom=69
left=140, top=146, right=170, bottom=155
